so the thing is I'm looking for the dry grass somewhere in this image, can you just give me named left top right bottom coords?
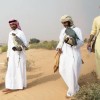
left=0, top=45, right=7, bottom=53
left=75, top=72, right=100, bottom=100
left=29, top=40, right=58, bottom=50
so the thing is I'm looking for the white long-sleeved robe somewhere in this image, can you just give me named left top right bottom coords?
left=57, top=27, right=83, bottom=96
left=5, top=28, right=28, bottom=89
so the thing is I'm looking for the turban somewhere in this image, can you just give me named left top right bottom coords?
left=9, top=19, right=21, bottom=30
left=60, top=15, right=74, bottom=26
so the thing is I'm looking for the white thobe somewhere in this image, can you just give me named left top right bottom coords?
left=5, top=29, right=28, bottom=89
left=57, top=27, right=83, bottom=96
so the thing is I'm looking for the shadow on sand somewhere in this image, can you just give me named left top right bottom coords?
left=79, top=71, right=100, bottom=86
left=0, top=82, right=5, bottom=90
left=27, top=73, right=60, bottom=88
left=27, top=73, right=43, bottom=80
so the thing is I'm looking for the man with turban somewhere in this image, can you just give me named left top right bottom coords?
left=87, top=16, right=100, bottom=79
left=3, top=19, right=28, bottom=94
left=56, top=15, right=83, bottom=98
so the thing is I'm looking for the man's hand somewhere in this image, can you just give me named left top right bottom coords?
left=87, top=42, right=91, bottom=50
left=57, top=48, right=62, bottom=54
left=87, top=34, right=94, bottom=49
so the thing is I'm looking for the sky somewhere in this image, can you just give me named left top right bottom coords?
left=0, top=0, right=100, bottom=43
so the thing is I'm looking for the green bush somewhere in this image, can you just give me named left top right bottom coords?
left=29, top=38, right=40, bottom=44
left=29, top=40, right=58, bottom=50
left=75, top=83, right=100, bottom=100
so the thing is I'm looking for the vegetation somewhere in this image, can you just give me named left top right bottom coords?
left=29, top=40, right=58, bottom=50
left=75, top=82, right=100, bottom=100
left=0, top=45, right=7, bottom=53
left=0, top=39, right=58, bottom=53
left=29, top=38, right=40, bottom=44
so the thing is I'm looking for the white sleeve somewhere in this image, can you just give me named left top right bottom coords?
left=56, top=29, right=65, bottom=49
left=7, top=34, right=11, bottom=57
left=20, top=32, right=28, bottom=47
left=74, top=28, right=84, bottom=48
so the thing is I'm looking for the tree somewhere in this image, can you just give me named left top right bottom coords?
left=29, top=38, right=40, bottom=44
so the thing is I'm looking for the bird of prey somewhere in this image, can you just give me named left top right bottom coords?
left=12, top=33, right=28, bottom=50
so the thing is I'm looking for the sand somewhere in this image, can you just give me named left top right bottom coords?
left=0, top=44, right=96, bottom=100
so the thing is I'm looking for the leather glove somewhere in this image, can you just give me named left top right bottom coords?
left=16, top=47, right=22, bottom=51
left=64, top=37, right=69, bottom=43
left=12, top=47, right=17, bottom=51
left=12, top=46, right=22, bottom=51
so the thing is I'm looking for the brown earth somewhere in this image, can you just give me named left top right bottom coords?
left=0, top=44, right=96, bottom=100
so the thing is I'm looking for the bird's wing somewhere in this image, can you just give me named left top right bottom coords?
left=15, top=36, right=25, bottom=47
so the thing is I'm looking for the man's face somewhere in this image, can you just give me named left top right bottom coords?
left=62, top=21, right=70, bottom=28
left=10, top=24, right=17, bottom=30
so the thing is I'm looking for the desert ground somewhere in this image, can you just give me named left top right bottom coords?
left=0, top=44, right=97, bottom=100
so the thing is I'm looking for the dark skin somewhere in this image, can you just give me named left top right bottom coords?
left=62, top=21, right=71, bottom=28
left=57, top=21, right=71, bottom=54
left=87, top=41, right=91, bottom=50
left=87, top=34, right=94, bottom=49
left=10, top=23, right=17, bottom=30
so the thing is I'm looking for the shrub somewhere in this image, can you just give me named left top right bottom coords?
left=29, top=38, right=40, bottom=44
left=0, top=45, right=7, bottom=53
left=29, top=40, right=58, bottom=50
left=75, top=83, right=100, bottom=100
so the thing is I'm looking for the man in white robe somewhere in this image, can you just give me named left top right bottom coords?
left=3, top=19, right=28, bottom=94
left=56, top=15, right=83, bottom=98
